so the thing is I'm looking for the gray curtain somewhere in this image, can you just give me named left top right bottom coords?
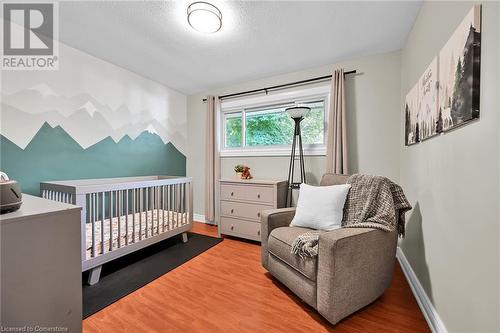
left=205, top=96, right=220, bottom=224
left=326, top=69, right=349, bottom=175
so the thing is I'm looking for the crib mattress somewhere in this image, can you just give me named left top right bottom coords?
left=85, top=210, right=187, bottom=259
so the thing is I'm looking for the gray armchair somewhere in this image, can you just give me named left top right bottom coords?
left=261, top=173, right=398, bottom=325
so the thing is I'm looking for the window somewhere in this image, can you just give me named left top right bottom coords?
left=220, top=86, right=329, bottom=156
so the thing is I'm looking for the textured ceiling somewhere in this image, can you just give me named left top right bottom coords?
left=59, top=1, right=422, bottom=95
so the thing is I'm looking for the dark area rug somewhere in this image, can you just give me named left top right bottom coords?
left=82, top=232, right=222, bottom=318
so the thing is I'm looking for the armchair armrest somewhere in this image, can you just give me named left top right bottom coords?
left=260, top=207, right=296, bottom=269
left=316, top=228, right=398, bottom=324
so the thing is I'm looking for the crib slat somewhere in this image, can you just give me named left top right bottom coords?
left=151, top=186, right=160, bottom=235
left=109, top=191, right=113, bottom=252
left=182, top=184, right=185, bottom=225
left=87, top=194, right=91, bottom=257
left=101, top=192, right=105, bottom=254
left=171, top=185, right=175, bottom=229
left=176, top=184, right=180, bottom=228
left=172, top=184, right=177, bottom=229
left=162, top=185, right=166, bottom=232
left=150, top=187, right=153, bottom=237
left=151, top=187, right=154, bottom=236
left=166, top=185, right=169, bottom=230
left=132, top=189, right=136, bottom=243
left=146, top=187, right=149, bottom=238
left=157, top=186, right=161, bottom=234
left=117, top=190, right=121, bottom=248
left=181, top=183, right=186, bottom=225
left=125, top=189, right=129, bottom=245
left=91, top=193, right=96, bottom=258
left=150, top=187, right=153, bottom=236
left=155, top=186, right=159, bottom=235
left=167, top=185, right=171, bottom=230
left=139, top=188, right=143, bottom=241
left=152, top=187, right=156, bottom=235
left=150, top=187, right=154, bottom=236
left=152, top=187, right=155, bottom=235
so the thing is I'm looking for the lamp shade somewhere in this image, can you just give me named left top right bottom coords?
left=285, top=106, right=311, bottom=119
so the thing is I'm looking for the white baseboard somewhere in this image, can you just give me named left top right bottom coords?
left=193, top=214, right=217, bottom=225
left=193, top=214, right=206, bottom=223
left=396, top=247, right=448, bottom=333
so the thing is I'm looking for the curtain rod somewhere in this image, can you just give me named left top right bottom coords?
left=202, top=70, right=356, bottom=102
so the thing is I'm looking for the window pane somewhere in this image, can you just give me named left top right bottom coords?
left=300, top=101, right=325, bottom=145
left=245, top=106, right=294, bottom=146
left=225, top=112, right=242, bottom=148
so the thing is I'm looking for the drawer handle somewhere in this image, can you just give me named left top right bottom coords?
left=257, top=212, right=260, bottom=217
left=258, top=230, right=260, bottom=236
left=257, top=194, right=261, bottom=199
left=230, top=209, right=234, bottom=214
left=231, top=192, right=234, bottom=196
left=230, top=225, right=234, bottom=230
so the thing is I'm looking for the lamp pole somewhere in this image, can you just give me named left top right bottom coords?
left=285, top=107, right=310, bottom=207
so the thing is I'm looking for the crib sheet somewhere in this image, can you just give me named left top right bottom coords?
left=85, top=210, right=187, bottom=259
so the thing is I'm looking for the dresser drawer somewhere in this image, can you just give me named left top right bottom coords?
left=220, top=217, right=261, bottom=241
left=220, top=201, right=270, bottom=222
left=220, top=184, right=274, bottom=204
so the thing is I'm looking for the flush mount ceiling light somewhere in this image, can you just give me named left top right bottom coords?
left=187, top=2, right=222, bottom=33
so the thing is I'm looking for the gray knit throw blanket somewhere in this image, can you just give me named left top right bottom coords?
left=291, top=174, right=412, bottom=258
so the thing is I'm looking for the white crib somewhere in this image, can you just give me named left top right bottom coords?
left=40, top=176, right=193, bottom=285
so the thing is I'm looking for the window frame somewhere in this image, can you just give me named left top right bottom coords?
left=218, top=85, right=330, bottom=157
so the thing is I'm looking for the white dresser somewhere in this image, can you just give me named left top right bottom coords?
left=218, top=179, right=287, bottom=241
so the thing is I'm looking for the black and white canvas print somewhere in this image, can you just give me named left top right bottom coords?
left=405, top=83, right=419, bottom=145
left=438, top=5, right=481, bottom=132
left=405, top=5, right=481, bottom=146
left=405, top=58, right=438, bottom=145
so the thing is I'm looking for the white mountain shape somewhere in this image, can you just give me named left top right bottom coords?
left=1, top=104, right=54, bottom=149
left=1, top=104, right=186, bottom=151
left=79, top=101, right=98, bottom=117
left=28, top=83, right=57, bottom=97
left=1, top=89, right=186, bottom=153
left=145, top=124, right=158, bottom=135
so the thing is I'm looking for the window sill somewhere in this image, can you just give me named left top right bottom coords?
left=220, top=147, right=326, bottom=157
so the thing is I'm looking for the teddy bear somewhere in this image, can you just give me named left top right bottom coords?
left=241, top=166, right=253, bottom=179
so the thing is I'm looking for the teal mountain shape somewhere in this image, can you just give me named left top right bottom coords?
left=0, top=122, right=186, bottom=195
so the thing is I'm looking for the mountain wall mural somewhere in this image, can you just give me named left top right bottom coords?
left=0, top=38, right=187, bottom=195
left=0, top=123, right=186, bottom=195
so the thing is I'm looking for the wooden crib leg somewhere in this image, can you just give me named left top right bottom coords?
left=88, top=265, right=102, bottom=285
left=181, top=232, right=188, bottom=243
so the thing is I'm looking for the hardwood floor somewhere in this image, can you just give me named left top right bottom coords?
left=83, top=222, right=430, bottom=333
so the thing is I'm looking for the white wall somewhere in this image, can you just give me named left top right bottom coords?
left=187, top=51, right=402, bottom=217
left=399, top=2, right=500, bottom=332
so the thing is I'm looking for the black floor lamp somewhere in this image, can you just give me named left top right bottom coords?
left=285, top=106, right=311, bottom=207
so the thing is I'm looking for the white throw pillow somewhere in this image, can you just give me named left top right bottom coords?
left=290, top=183, right=351, bottom=231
